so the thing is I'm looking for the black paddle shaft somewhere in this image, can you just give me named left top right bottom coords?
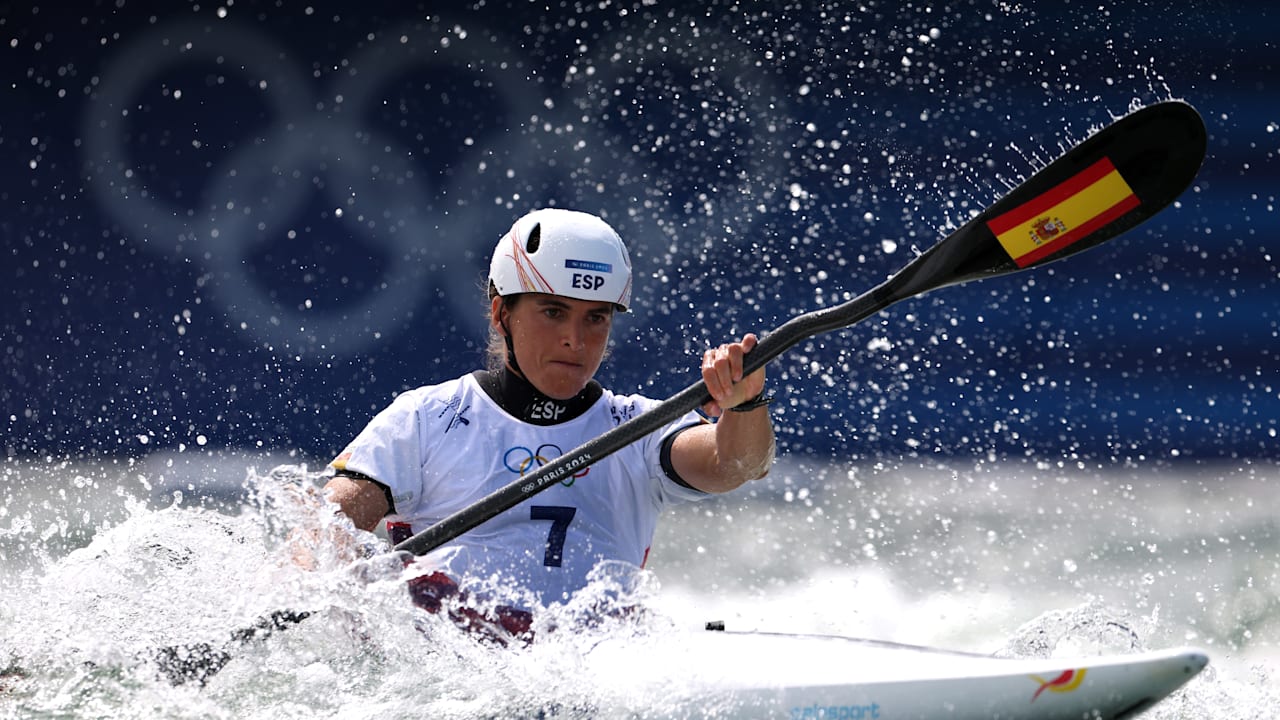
left=394, top=101, right=1206, bottom=558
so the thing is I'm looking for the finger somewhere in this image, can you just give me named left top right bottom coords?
left=703, top=346, right=732, bottom=399
left=702, top=349, right=723, bottom=398
left=718, top=346, right=740, bottom=388
left=740, top=334, right=765, bottom=382
left=730, top=334, right=759, bottom=376
left=715, top=348, right=734, bottom=395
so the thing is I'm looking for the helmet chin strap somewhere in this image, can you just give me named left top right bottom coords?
left=499, top=300, right=525, bottom=378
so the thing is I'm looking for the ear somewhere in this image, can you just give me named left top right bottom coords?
left=489, top=295, right=506, bottom=332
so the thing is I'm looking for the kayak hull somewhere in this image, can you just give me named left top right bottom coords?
left=585, top=631, right=1207, bottom=719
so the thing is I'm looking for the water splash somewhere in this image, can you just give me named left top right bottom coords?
left=3, top=456, right=1277, bottom=717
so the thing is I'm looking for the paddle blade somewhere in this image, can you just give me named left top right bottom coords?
left=901, top=101, right=1207, bottom=294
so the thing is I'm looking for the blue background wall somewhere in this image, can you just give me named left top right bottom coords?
left=3, top=1, right=1276, bottom=464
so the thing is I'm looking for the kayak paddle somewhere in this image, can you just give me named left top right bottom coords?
left=395, top=99, right=1207, bottom=557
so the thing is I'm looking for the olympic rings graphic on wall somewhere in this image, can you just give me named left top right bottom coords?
left=503, top=443, right=589, bottom=487
left=81, top=14, right=790, bottom=360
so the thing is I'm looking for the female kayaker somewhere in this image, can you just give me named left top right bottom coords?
left=316, top=208, right=775, bottom=640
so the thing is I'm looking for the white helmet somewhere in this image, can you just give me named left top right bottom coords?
left=489, top=208, right=632, bottom=312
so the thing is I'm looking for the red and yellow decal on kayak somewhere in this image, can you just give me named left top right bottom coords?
left=1029, top=668, right=1088, bottom=702
left=987, top=157, right=1139, bottom=268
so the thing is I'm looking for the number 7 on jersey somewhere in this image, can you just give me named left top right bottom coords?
left=530, top=505, right=576, bottom=567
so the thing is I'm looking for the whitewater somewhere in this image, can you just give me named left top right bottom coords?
left=1, top=451, right=1274, bottom=717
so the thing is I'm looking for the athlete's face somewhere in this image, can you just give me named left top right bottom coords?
left=492, top=293, right=614, bottom=399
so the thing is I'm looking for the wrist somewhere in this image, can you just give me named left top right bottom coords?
left=728, top=391, right=773, bottom=413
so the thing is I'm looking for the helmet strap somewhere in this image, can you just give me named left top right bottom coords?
left=498, top=300, right=525, bottom=378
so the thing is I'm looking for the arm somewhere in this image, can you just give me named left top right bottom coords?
left=322, top=473, right=391, bottom=532
left=668, top=333, right=776, bottom=494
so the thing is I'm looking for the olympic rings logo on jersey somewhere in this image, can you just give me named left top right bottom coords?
left=503, top=444, right=589, bottom=488
left=81, top=13, right=789, bottom=360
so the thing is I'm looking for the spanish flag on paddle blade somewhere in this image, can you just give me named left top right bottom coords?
left=986, top=157, right=1140, bottom=268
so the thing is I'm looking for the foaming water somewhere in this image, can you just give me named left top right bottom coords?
left=1, top=454, right=1276, bottom=717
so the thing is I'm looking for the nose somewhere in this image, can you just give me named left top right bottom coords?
left=562, top=320, right=585, bottom=350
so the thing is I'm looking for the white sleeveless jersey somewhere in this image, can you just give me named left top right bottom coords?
left=328, top=373, right=709, bottom=607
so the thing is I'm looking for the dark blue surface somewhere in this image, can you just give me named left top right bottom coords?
left=3, top=1, right=1276, bottom=463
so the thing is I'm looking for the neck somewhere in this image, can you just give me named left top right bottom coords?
left=473, top=366, right=602, bottom=425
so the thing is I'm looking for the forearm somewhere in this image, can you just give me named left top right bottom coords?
left=675, top=408, right=775, bottom=493
left=714, top=406, right=776, bottom=487
left=676, top=331, right=777, bottom=492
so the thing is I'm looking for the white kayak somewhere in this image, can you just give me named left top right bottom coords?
left=585, top=629, right=1207, bottom=719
